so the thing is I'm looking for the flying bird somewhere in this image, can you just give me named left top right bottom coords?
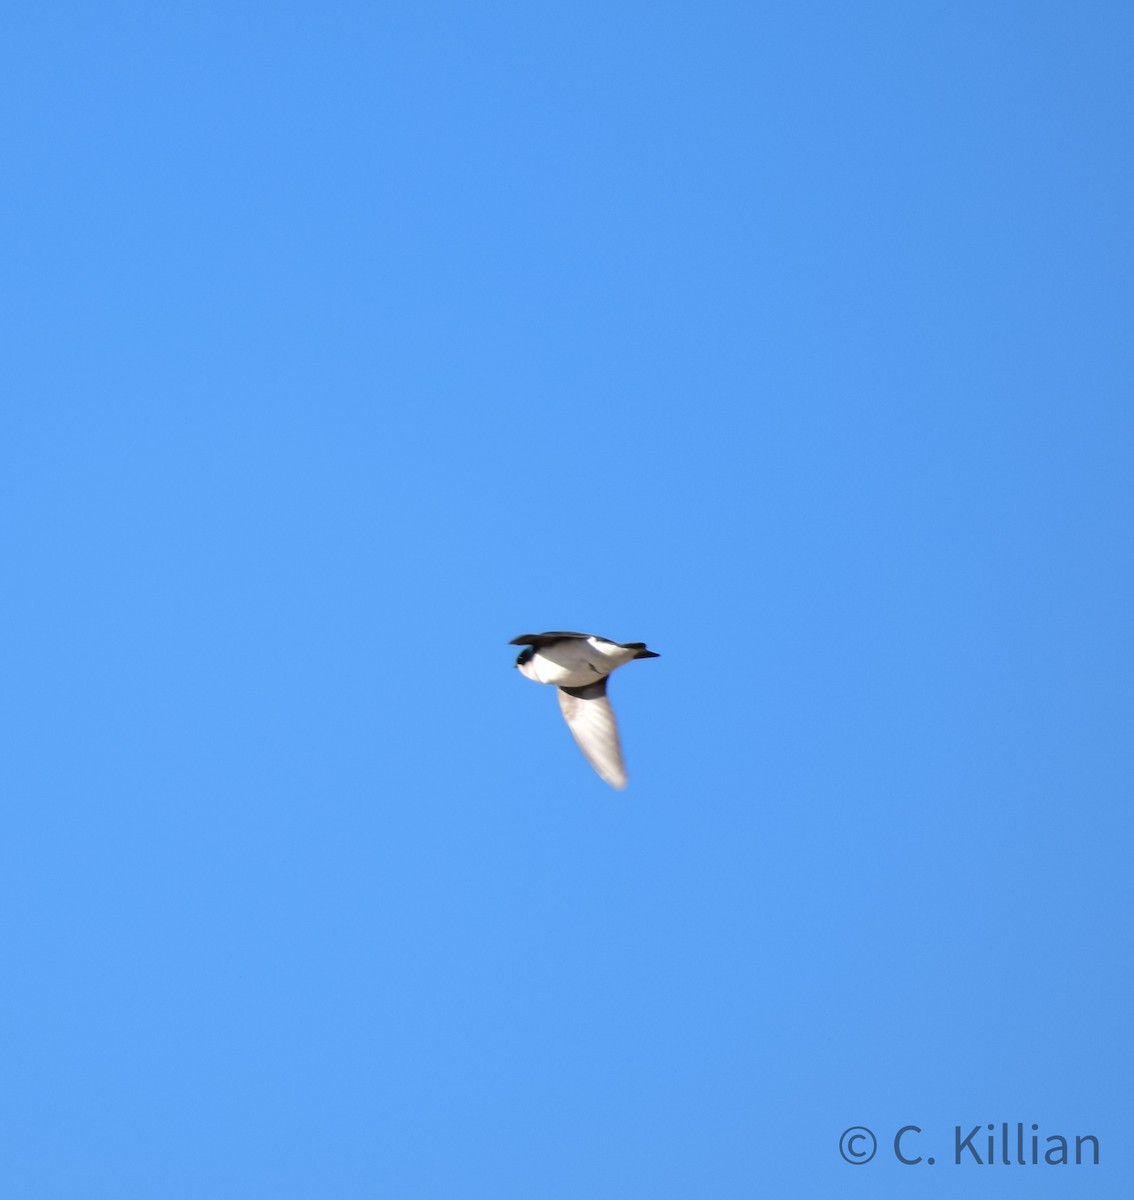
left=510, top=631, right=660, bottom=789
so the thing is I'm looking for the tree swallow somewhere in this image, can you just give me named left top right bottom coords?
left=510, top=631, right=660, bottom=789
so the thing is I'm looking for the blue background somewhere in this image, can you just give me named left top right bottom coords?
left=2, top=2, right=1131, bottom=1196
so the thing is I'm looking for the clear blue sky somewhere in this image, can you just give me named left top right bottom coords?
left=2, top=3, right=1132, bottom=1196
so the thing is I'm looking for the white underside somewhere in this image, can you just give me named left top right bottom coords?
left=518, top=637, right=637, bottom=687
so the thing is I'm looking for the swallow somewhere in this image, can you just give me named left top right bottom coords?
left=510, top=631, right=659, bottom=789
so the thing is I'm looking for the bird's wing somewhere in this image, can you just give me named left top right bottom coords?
left=510, top=632, right=591, bottom=646
left=556, top=680, right=627, bottom=790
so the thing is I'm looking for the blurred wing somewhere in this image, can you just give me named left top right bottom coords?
left=510, top=632, right=591, bottom=646
left=556, top=680, right=627, bottom=790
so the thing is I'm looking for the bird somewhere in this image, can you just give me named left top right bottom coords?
left=509, top=631, right=659, bottom=789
